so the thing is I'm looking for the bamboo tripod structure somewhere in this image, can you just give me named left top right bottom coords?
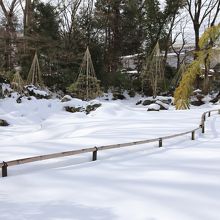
left=11, top=72, right=24, bottom=92
left=26, top=52, right=43, bottom=86
left=76, top=47, right=100, bottom=100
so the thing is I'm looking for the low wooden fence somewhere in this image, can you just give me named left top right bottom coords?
left=1, top=109, right=220, bottom=177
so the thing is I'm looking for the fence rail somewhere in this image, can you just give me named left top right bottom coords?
left=1, top=109, right=220, bottom=177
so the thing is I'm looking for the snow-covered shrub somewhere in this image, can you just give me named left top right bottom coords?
left=25, top=85, right=51, bottom=99
left=67, top=75, right=102, bottom=100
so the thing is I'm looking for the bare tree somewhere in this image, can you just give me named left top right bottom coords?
left=0, top=0, right=20, bottom=69
left=171, top=17, right=188, bottom=70
left=19, top=0, right=32, bottom=35
left=58, top=0, right=81, bottom=38
left=185, top=0, right=220, bottom=53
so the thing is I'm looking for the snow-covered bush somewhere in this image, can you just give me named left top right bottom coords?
left=67, top=75, right=102, bottom=100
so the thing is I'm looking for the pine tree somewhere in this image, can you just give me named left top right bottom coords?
left=94, top=0, right=123, bottom=73
left=120, top=0, right=145, bottom=55
left=144, top=0, right=165, bottom=52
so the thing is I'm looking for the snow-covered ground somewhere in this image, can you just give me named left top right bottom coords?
left=0, top=97, right=220, bottom=220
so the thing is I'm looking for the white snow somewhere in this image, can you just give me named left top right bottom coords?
left=0, top=96, right=220, bottom=220
left=148, top=103, right=161, bottom=111
left=155, top=100, right=169, bottom=110
left=193, top=89, right=202, bottom=93
left=1, top=83, right=13, bottom=93
left=26, top=86, right=49, bottom=96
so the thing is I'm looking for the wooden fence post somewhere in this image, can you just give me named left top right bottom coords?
left=92, top=147, right=98, bottom=161
left=2, top=162, right=8, bottom=177
left=191, top=131, right=195, bottom=140
left=208, top=112, right=211, bottom=117
left=203, top=114, right=206, bottom=122
left=159, top=138, right=163, bottom=147
left=201, top=124, right=205, bottom=134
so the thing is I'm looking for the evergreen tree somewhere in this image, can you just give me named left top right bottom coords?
left=143, top=0, right=166, bottom=53
left=121, top=0, right=145, bottom=55
left=94, top=0, right=124, bottom=73
left=19, top=1, right=61, bottom=88
left=32, top=1, right=60, bottom=41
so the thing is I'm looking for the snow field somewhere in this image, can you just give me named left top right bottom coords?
left=0, top=97, right=220, bottom=220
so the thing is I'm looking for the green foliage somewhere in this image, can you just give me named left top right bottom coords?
left=32, top=1, right=60, bottom=41
left=120, top=1, right=145, bottom=55
left=108, top=71, right=131, bottom=90
left=0, top=70, right=14, bottom=82
left=67, top=75, right=102, bottom=100
left=144, top=0, right=165, bottom=52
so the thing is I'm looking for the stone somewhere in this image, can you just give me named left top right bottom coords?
left=196, top=94, right=205, bottom=101
left=210, top=92, right=220, bottom=103
left=128, top=90, right=136, bottom=98
left=191, top=100, right=205, bottom=106
left=86, top=103, right=102, bottom=114
left=61, top=95, right=72, bottom=102
left=0, top=119, right=9, bottom=126
left=155, top=100, right=169, bottom=110
left=64, top=106, right=84, bottom=113
left=112, top=93, right=126, bottom=100
left=142, top=100, right=155, bottom=106
left=16, top=96, right=22, bottom=103
left=136, top=100, right=142, bottom=105
left=147, top=103, right=160, bottom=111
left=25, top=86, right=50, bottom=99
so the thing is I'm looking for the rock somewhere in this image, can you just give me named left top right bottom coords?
left=155, top=100, right=169, bottom=110
left=25, top=85, right=50, bottom=99
left=112, top=93, right=126, bottom=100
left=160, top=99, right=172, bottom=105
left=147, top=103, right=160, bottom=111
left=16, top=96, right=22, bottom=103
left=210, top=92, right=220, bottom=103
left=64, top=103, right=101, bottom=114
left=0, top=119, right=9, bottom=126
left=64, top=106, right=84, bottom=113
left=191, top=100, right=205, bottom=106
left=196, top=94, right=205, bottom=101
left=128, top=90, right=136, bottom=98
left=61, top=95, right=72, bottom=102
left=136, top=100, right=142, bottom=105
left=86, top=103, right=102, bottom=114
left=142, top=100, right=155, bottom=106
